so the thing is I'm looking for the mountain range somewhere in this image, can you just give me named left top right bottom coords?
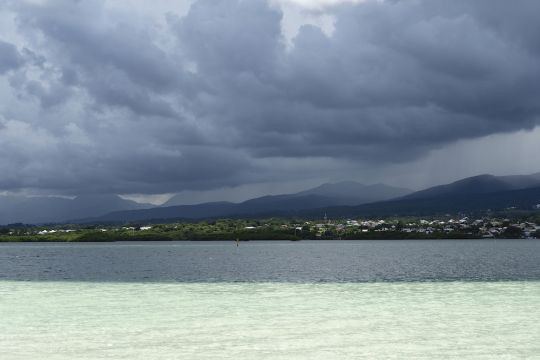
left=2, top=173, right=540, bottom=225
left=290, top=173, right=540, bottom=218
left=401, top=173, right=540, bottom=200
left=83, top=173, right=540, bottom=223
left=0, top=195, right=150, bottom=225
left=78, top=182, right=412, bottom=223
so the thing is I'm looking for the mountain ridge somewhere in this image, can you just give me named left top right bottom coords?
left=76, top=182, right=412, bottom=223
left=293, top=185, right=540, bottom=218
left=82, top=173, right=540, bottom=223
left=4, top=173, right=540, bottom=225
left=162, top=181, right=411, bottom=207
left=0, top=194, right=152, bottom=225
left=401, top=173, right=540, bottom=201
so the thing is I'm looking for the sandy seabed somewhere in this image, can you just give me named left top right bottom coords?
left=1, top=281, right=539, bottom=359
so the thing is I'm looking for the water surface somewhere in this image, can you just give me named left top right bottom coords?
left=1, top=281, right=540, bottom=359
left=1, top=239, right=540, bottom=282
left=2, top=240, right=540, bottom=359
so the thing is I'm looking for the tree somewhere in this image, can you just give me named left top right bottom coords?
left=501, top=226, right=523, bottom=239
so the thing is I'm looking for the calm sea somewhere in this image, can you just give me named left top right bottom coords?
left=1, top=240, right=540, bottom=359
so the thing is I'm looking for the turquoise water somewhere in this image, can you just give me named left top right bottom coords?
left=2, top=241, right=540, bottom=358
left=2, top=281, right=540, bottom=359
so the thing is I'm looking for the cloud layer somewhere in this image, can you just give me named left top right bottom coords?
left=0, top=0, right=539, bottom=195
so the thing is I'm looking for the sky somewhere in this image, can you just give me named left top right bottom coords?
left=0, top=0, right=539, bottom=205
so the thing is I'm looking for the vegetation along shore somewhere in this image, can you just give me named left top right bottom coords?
left=1, top=215, right=539, bottom=242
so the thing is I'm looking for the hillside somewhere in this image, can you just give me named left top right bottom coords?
left=80, top=182, right=412, bottom=223
left=402, top=174, right=540, bottom=200
left=295, top=186, right=540, bottom=218
left=0, top=195, right=151, bottom=225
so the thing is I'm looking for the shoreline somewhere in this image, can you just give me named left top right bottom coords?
left=1, top=237, right=534, bottom=243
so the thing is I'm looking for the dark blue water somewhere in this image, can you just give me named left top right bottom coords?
left=1, top=240, right=540, bottom=282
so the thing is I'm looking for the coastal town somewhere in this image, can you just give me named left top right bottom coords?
left=302, top=217, right=540, bottom=239
left=1, top=215, right=539, bottom=241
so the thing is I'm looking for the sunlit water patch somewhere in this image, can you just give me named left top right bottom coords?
left=1, top=281, right=540, bottom=359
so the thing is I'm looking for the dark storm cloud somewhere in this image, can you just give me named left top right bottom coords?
left=0, top=0, right=540, bottom=195
left=172, top=0, right=540, bottom=160
left=11, top=0, right=184, bottom=116
left=0, top=40, right=23, bottom=73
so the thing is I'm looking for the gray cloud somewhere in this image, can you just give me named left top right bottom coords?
left=0, top=40, right=23, bottom=73
left=0, top=0, right=539, bottom=196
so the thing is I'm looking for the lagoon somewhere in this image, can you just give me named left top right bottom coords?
left=2, top=240, right=540, bottom=359
left=2, top=281, right=540, bottom=359
left=2, top=239, right=540, bottom=282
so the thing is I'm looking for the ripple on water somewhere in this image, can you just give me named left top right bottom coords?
left=1, top=281, right=540, bottom=359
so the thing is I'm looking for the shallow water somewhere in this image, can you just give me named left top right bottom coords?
left=1, top=281, right=540, bottom=359
left=2, top=240, right=540, bottom=359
